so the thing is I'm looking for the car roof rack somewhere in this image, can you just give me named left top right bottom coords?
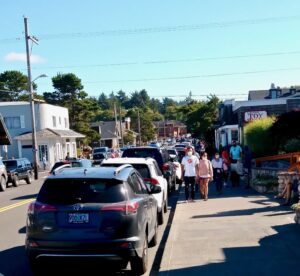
left=114, top=164, right=133, bottom=176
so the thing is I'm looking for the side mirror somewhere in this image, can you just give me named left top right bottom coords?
left=149, top=185, right=161, bottom=194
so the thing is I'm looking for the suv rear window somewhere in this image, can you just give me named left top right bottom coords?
left=3, top=160, right=17, bottom=168
left=37, top=178, right=126, bottom=205
left=122, top=149, right=163, bottom=166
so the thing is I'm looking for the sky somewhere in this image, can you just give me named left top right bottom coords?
left=1, top=0, right=300, bottom=101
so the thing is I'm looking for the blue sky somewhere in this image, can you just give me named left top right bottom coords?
left=1, top=0, right=300, bottom=101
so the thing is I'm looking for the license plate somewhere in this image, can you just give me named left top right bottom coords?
left=68, top=213, right=89, bottom=224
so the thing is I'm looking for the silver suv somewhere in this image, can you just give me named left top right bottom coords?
left=0, top=159, right=8, bottom=192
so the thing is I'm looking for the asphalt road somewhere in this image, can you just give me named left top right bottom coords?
left=0, top=172, right=179, bottom=276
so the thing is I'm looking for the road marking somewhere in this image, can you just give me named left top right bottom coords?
left=0, top=198, right=35, bottom=213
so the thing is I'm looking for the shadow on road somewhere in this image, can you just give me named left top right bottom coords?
left=12, top=194, right=38, bottom=201
left=159, top=223, right=300, bottom=276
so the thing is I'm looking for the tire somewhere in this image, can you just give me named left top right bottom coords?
left=12, top=175, right=19, bottom=187
left=131, top=234, right=148, bottom=275
left=0, top=176, right=6, bottom=192
left=25, top=172, right=32, bottom=184
left=149, top=219, right=158, bottom=247
left=163, top=194, right=168, bottom=213
left=158, top=208, right=164, bottom=225
left=28, top=258, right=42, bottom=276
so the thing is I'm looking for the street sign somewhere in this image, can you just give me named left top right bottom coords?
left=244, top=111, right=267, bottom=122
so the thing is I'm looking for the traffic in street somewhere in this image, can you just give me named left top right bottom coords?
left=0, top=172, right=179, bottom=275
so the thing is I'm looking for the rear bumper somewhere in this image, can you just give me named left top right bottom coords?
left=26, top=237, right=142, bottom=262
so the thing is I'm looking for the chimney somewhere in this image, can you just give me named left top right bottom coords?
left=125, top=117, right=131, bottom=130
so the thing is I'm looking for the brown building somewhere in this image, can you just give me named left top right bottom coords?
left=153, top=120, right=187, bottom=138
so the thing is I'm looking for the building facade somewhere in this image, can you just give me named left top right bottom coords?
left=0, top=102, right=84, bottom=168
left=153, top=120, right=187, bottom=138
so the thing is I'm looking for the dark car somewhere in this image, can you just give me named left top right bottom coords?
left=49, top=159, right=93, bottom=174
left=122, top=147, right=176, bottom=193
left=0, top=159, right=8, bottom=192
left=3, top=158, right=33, bottom=187
left=26, top=165, right=160, bottom=275
left=92, top=147, right=111, bottom=165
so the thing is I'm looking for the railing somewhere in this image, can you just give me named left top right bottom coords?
left=255, top=152, right=300, bottom=171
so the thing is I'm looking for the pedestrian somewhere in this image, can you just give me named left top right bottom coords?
left=65, top=152, right=70, bottom=160
left=42, top=154, right=47, bottom=170
left=221, top=146, right=231, bottom=187
left=197, top=152, right=213, bottom=201
left=211, top=152, right=224, bottom=194
left=243, top=145, right=252, bottom=189
left=181, top=146, right=199, bottom=202
left=229, top=140, right=242, bottom=187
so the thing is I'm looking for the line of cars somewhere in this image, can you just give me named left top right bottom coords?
left=25, top=146, right=181, bottom=275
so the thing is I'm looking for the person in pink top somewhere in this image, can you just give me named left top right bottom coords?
left=197, top=152, right=213, bottom=201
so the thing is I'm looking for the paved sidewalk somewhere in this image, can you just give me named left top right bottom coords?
left=159, top=184, right=300, bottom=276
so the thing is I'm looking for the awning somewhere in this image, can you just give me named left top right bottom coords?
left=14, top=128, right=85, bottom=141
left=0, top=114, right=12, bottom=145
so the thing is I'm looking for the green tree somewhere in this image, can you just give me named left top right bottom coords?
left=0, top=70, right=35, bottom=101
left=98, top=93, right=110, bottom=109
left=244, top=117, right=277, bottom=157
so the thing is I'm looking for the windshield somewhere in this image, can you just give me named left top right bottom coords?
left=93, top=148, right=106, bottom=154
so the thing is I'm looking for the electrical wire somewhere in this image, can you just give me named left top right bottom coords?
left=1, top=14, right=300, bottom=43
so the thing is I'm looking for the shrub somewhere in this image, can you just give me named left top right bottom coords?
left=284, top=139, right=300, bottom=153
left=251, top=174, right=278, bottom=189
left=244, top=117, right=277, bottom=157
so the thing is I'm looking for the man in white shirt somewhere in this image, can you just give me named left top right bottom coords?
left=181, top=146, right=199, bottom=202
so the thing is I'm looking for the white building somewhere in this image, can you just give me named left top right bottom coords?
left=0, top=102, right=84, bottom=168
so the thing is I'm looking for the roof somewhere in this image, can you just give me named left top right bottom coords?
left=14, top=128, right=85, bottom=141
left=91, top=121, right=120, bottom=140
left=102, top=157, right=155, bottom=165
left=153, top=120, right=187, bottom=127
left=47, top=166, right=132, bottom=181
left=232, top=98, right=287, bottom=112
left=0, top=101, right=30, bottom=106
left=0, top=114, right=12, bottom=145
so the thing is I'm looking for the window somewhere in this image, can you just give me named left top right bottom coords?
left=231, top=130, right=239, bottom=142
left=39, top=145, right=48, bottom=161
left=59, top=117, right=61, bottom=125
left=52, top=116, right=56, bottom=127
left=4, top=116, right=21, bottom=129
left=64, top=118, right=68, bottom=128
left=131, top=173, right=147, bottom=194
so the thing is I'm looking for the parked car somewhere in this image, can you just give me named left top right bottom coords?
left=49, top=159, right=93, bottom=174
left=0, top=159, right=8, bottom=191
left=3, top=158, right=33, bottom=187
left=167, top=149, right=183, bottom=184
left=92, top=147, right=111, bottom=164
left=122, top=147, right=176, bottom=193
left=148, top=141, right=161, bottom=148
left=101, top=157, right=168, bottom=224
left=26, top=165, right=161, bottom=275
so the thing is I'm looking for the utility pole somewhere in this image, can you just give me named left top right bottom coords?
left=137, top=110, right=141, bottom=146
left=113, top=102, right=119, bottom=148
left=24, top=17, right=39, bottom=180
left=119, top=106, right=124, bottom=147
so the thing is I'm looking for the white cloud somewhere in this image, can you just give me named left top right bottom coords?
left=4, top=52, right=45, bottom=64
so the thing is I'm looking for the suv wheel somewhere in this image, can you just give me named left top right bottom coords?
left=29, top=257, right=42, bottom=275
left=163, top=194, right=168, bottom=213
left=158, top=208, right=164, bottom=225
left=131, top=233, right=148, bottom=275
left=26, top=172, right=32, bottom=184
left=0, top=176, right=6, bottom=192
left=12, top=175, right=19, bottom=187
left=149, top=218, right=158, bottom=247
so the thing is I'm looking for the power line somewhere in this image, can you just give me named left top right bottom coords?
left=24, top=50, right=300, bottom=71
left=1, top=14, right=300, bottom=43
left=79, top=66, right=300, bottom=84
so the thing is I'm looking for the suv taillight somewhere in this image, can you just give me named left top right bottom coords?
left=28, top=201, right=57, bottom=215
left=101, top=201, right=139, bottom=214
left=162, top=164, right=169, bottom=171
left=144, top=178, right=159, bottom=185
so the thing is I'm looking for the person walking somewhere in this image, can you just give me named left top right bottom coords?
left=42, top=154, right=47, bottom=170
left=221, top=146, right=231, bottom=187
left=197, top=152, right=213, bottom=201
left=181, top=146, right=199, bottom=202
left=211, top=152, right=224, bottom=194
left=229, top=140, right=242, bottom=187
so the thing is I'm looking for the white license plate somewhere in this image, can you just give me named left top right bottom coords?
left=68, top=213, right=89, bottom=224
